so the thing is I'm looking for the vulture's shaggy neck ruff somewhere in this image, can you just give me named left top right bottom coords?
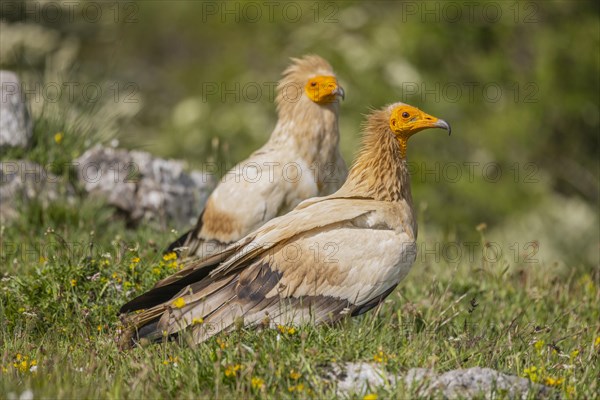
left=270, top=55, right=341, bottom=168
left=341, top=107, right=412, bottom=205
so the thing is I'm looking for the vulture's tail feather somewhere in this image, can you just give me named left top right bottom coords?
left=165, top=210, right=207, bottom=256
left=165, top=229, right=192, bottom=255
left=119, top=318, right=175, bottom=350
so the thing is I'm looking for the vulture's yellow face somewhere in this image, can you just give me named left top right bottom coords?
left=389, top=105, right=451, bottom=140
left=305, top=75, right=345, bottom=104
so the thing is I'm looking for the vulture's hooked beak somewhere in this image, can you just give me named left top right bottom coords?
left=332, top=85, right=345, bottom=101
left=434, top=119, right=451, bottom=136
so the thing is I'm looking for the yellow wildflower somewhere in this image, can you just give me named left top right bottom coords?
left=70, top=279, right=77, bottom=287
left=162, top=356, right=179, bottom=366
left=163, top=252, right=177, bottom=261
left=152, top=267, right=161, bottom=275
left=544, top=377, right=564, bottom=386
left=172, top=297, right=186, bottom=309
left=19, top=360, right=28, bottom=372
left=277, top=324, right=297, bottom=335
left=523, top=366, right=538, bottom=382
left=54, top=132, right=63, bottom=144
left=534, top=340, right=545, bottom=351
left=167, top=261, right=178, bottom=270
left=12, top=354, right=36, bottom=373
left=192, top=317, right=204, bottom=325
left=251, top=377, right=265, bottom=389
left=224, top=364, right=242, bottom=377
left=288, top=383, right=305, bottom=392
left=570, top=349, right=579, bottom=358
left=363, top=394, right=378, bottom=400
left=595, top=336, right=600, bottom=347
left=289, top=370, right=301, bottom=380
left=97, top=325, right=103, bottom=332
left=132, top=257, right=140, bottom=263
left=373, top=351, right=388, bottom=363
left=216, top=338, right=228, bottom=350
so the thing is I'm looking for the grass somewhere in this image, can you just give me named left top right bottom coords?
left=2, top=197, right=599, bottom=399
left=1, top=112, right=598, bottom=399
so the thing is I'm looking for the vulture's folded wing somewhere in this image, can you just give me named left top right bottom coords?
left=120, top=197, right=416, bottom=345
left=120, top=196, right=392, bottom=313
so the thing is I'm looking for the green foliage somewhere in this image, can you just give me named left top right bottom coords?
left=1, top=218, right=599, bottom=397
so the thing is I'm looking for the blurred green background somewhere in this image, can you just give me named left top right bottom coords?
left=1, top=0, right=598, bottom=268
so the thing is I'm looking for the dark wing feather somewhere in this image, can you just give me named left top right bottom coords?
left=118, top=261, right=218, bottom=313
left=164, top=229, right=192, bottom=255
left=164, top=210, right=205, bottom=255
left=164, top=210, right=230, bottom=258
left=350, top=284, right=398, bottom=316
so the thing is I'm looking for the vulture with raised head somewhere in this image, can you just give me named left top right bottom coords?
left=119, top=102, right=450, bottom=348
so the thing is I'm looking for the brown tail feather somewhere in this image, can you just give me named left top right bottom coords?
left=119, top=305, right=168, bottom=349
left=119, top=262, right=221, bottom=314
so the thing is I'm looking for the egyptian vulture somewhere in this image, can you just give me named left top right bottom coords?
left=167, top=55, right=347, bottom=259
left=120, top=102, right=450, bottom=348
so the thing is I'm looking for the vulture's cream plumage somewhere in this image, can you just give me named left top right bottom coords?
left=167, top=55, right=347, bottom=259
left=119, top=102, right=450, bottom=348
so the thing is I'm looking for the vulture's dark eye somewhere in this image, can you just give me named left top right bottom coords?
left=402, top=112, right=409, bottom=118
left=310, top=82, right=317, bottom=87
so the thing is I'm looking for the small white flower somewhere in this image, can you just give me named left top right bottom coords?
left=29, top=365, right=38, bottom=373
left=88, top=272, right=101, bottom=281
left=20, top=389, right=34, bottom=400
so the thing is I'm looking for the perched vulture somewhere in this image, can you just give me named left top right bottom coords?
left=167, top=55, right=347, bottom=259
left=119, top=102, right=450, bottom=348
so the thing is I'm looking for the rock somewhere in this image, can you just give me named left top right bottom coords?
left=74, top=145, right=214, bottom=228
left=405, top=366, right=555, bottom=399
left=327, top=362, right=397, bottom=395
left=0, top=71, right=33, bottom=149
left=326, top=362, right=555, bottom=399
left=0, top=160, right=75, bottom=223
